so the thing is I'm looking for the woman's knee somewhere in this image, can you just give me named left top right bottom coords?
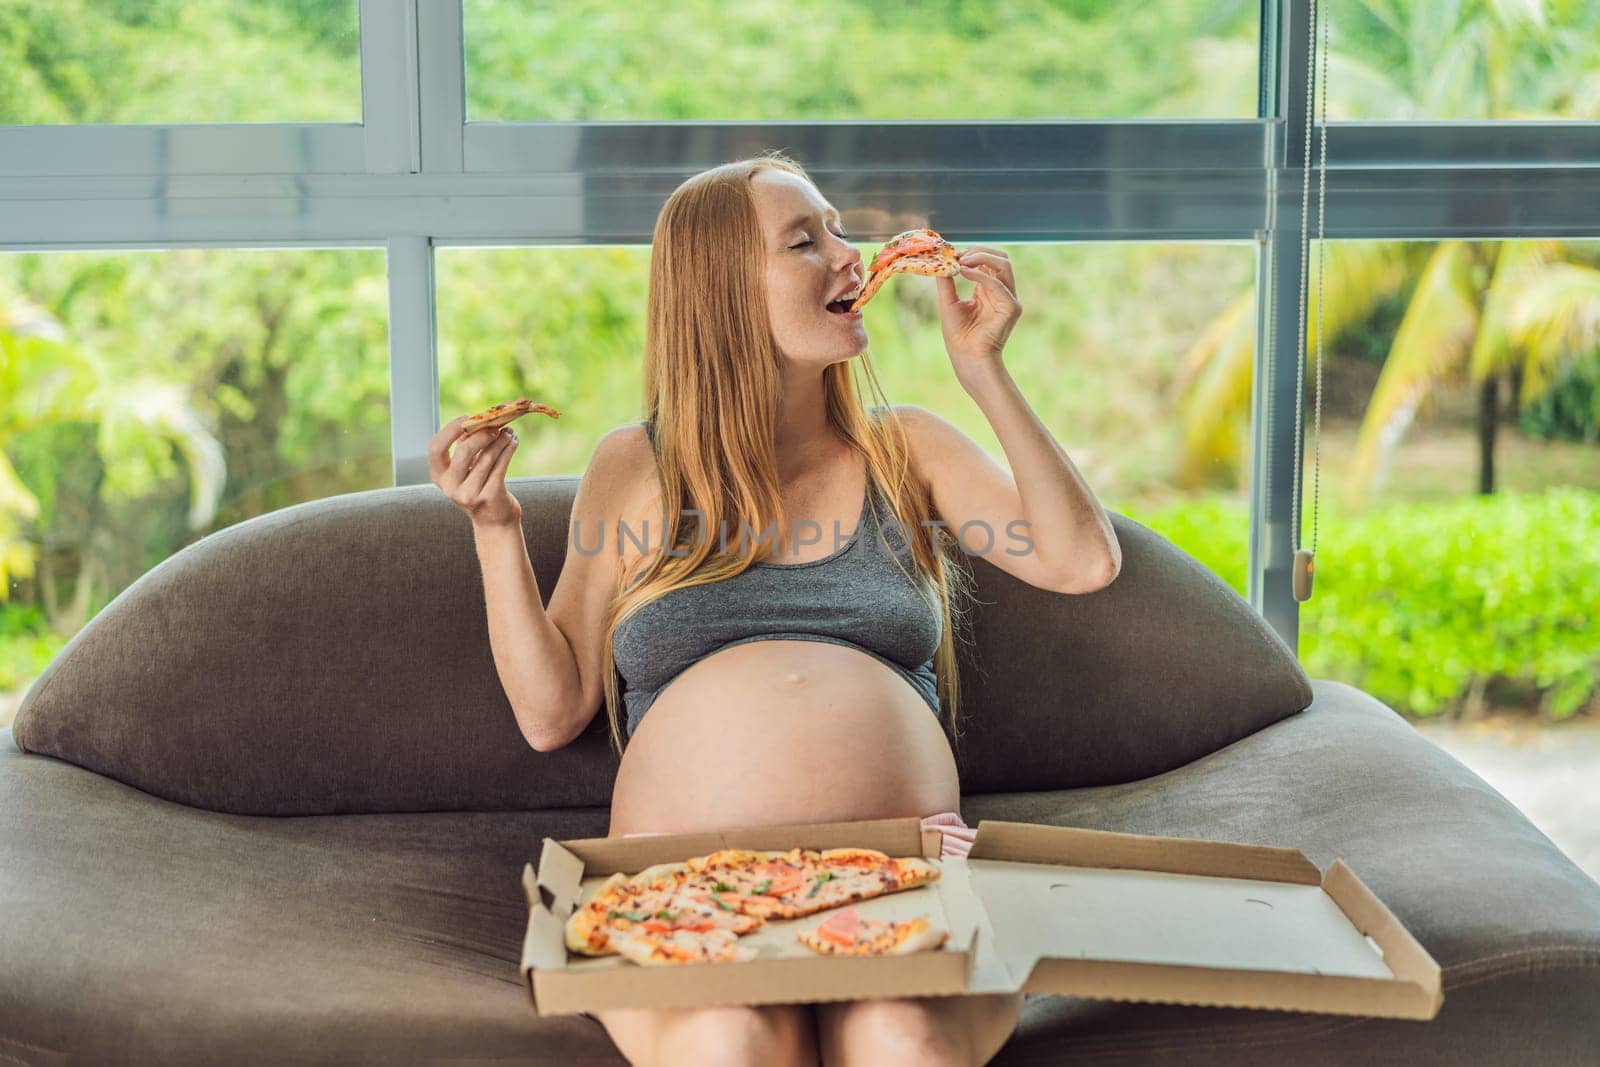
left=595, top=1001, right=817, bottom=1067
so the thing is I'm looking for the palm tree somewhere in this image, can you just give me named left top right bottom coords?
left=1171, top=0, right=1600, bottom=509
left=0, top=296, right=225, bottom=630
left=1172, top=241, right=1600, bottom=508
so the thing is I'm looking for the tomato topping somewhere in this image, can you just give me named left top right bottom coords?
left=816, top=907, right=862, bottom=946
left=819, top=925, right=858, bottom=946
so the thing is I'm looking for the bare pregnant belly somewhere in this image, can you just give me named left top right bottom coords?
left=608, top=640, right=960, bottom=837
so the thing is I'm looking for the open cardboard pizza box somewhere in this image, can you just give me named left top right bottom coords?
left=520, top=816, right=1443, bottom=1020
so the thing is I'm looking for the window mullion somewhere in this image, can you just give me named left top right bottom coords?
left=360, top=0, right=422, bottom=175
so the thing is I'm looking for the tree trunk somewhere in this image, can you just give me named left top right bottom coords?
left=1507, top=361, right=1523, bottom=421
left=1478, top=372, right=1498, bottom=495
left=39, top=543, right=59, bottom=624
left=64, top=553, right=98, bottom=633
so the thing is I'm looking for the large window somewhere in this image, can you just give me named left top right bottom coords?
left=1249, top=238, right=1600, bottom=721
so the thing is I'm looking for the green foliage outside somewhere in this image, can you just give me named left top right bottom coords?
left=463, top=0, right=1259, bottom=120
left=1124, top=487, right=1600, bottom=720
left=0, top=0, right=360, bottom=124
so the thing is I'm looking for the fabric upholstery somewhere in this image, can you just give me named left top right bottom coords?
left=947, top=511, right=1312, bottom=792
left=11, top=478, right=1312, bottom=813
left=4, top=681, right=1597, bottom=1064
left=0, top=724, right=612, bottom=1065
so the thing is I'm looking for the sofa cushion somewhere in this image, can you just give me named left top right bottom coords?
left=13, top=476, right=1312, bottom=814
left=950, top=511, right=1312, bottom=792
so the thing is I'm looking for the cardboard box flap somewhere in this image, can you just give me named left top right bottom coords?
left=1321, top=859, right=1444, bottom=1012
left=520, top=836, right=589, bottom=974
left=974, top=858, right=1389, bottom=979
left=970, top=821, right=1322, bottom=884
left=966, top=820, right=1441, bottom=1020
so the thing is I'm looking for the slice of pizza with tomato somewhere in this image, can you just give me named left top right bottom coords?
left=795, top=906, right=950, bottom=956
left=849, top=228, right=962, bottom=312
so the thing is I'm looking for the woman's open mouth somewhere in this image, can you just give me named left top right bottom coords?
left=825, top=284, right=863, bottom=319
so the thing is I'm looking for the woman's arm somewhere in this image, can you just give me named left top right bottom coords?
left=472, top=520, right=586, bottom=751
left=921, top=245, right=1121, bottom=593
left=478, top=424, right=645, bottom=751
left=897, top=395, right=1120, bottom=595
left=963, top=371, right=1120, bottom=590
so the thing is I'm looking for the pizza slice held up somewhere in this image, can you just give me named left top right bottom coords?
left=460, top=398, right=561, bottom=434
left=849, top=228, right=962, bottom=312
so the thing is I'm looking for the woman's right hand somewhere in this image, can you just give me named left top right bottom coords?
left=429, top=416, right=523, bottom=530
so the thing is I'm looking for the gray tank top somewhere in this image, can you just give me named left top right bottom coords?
left=612, top=420, right=942, bottom=740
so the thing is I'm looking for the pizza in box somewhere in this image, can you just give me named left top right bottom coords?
left=565, top=846, right=951, bottom=966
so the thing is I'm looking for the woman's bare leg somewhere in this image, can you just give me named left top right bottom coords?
left=815, top=991, right=1024, bottom=1066
left=592, top=1002, right=819, bottom=1067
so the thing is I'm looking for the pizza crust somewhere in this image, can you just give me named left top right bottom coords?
left=459, top=398, right=561, bottom=433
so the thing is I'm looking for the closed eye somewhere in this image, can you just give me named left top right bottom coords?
left=790, top=230, right=849, bottom=249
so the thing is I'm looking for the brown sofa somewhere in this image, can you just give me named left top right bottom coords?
left=4, top=476, right=1598, bottom=1065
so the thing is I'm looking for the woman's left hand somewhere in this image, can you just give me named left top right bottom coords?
left=936, top=247, right=1022, bottom=385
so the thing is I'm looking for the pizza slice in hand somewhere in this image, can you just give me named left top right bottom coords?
left=849, top=228, right=962, bottom=312
left=460, top=398, right=561, bottom=434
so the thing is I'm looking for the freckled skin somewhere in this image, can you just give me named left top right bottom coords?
left=754, top=169, right=869, bottom=369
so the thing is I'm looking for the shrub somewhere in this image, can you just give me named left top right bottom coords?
left=1125, top=487, right=1600, bottom=720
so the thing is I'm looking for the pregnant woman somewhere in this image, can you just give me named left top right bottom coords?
left=430, top=151, right=1120, bottom=1066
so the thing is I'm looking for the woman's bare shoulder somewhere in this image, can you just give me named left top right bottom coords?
left=590, top=421, right=655, bottom=479
left=585, top=422, right=661, bottom=522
